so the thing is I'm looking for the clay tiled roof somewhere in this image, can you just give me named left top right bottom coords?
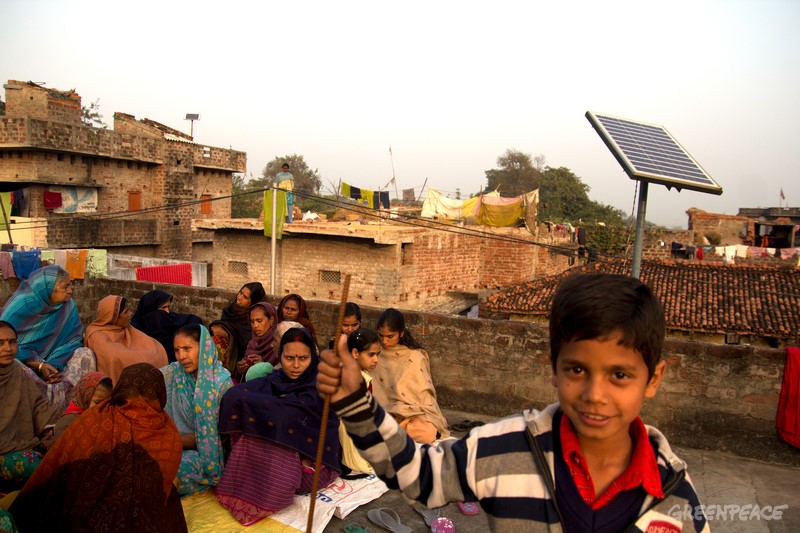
left=483, top=260, right=800, bottom=338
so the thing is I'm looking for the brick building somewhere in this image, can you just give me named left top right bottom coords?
left=0, top=80, right=246, bottom=259
left=193, top=218, right=576, bottom=312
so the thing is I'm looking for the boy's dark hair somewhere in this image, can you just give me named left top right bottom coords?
left=549, top=273, right=665, bottom=378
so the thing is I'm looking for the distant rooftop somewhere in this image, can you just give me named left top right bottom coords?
left=483, top=259, right=800, bottom=339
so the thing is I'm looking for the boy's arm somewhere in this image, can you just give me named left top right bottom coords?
left=319, top=339, right=478, bottom=507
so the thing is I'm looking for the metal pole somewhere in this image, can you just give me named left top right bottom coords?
left=631, top=180, right=649, bottom=279
left=270, top=185, right=278, bottom=295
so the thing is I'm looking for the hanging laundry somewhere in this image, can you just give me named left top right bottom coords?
left=735, top=244, right=749, bottom=258
left=0, top=192, right=11, bottom=230
left=777, top=347, right=800, bottom=448
left=43, top=191, right=63, bottom=209
left=53, top=250, right=67, bottom=269
left=40, top=250, right=56, bottom=265
left=378, top=191, right=390, bottom=209
left=0, top=251, right=16, bottom=279
left=263, top=189, right=287, bottom=239
left=86, top=249, right=108, bottom=277
left=476, top=194, right=524, bottom=226
left=65, top=249, right=88, bottom=280
left=781, top=248, right=798, bottom=259
left=135, top=263, right=192, bottom=286
left=340, top=182, right=351, bottom=198
left=49, top=186, right=98, bottom=213
left=11, top=250, right=42, bottom=279
left=749, top=247, right=767, bottom=258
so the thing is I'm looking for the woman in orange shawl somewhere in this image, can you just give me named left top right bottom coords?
left=9, top=363, right=187, bottom=532
left=85, top=295, right=168, bottom=384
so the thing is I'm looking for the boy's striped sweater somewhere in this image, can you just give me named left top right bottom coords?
left=333, top=385, right=710, bottom=532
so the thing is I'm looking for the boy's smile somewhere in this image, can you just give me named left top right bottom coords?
left=551, top=332, right=666, bottom=452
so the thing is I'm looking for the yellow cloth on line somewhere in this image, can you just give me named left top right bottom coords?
left=264, top=190, right=287, bottom=239
left=0, top=192, right=10, bottom=230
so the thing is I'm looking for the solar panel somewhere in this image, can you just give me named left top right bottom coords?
left=586, top=111, right=723, bottom=195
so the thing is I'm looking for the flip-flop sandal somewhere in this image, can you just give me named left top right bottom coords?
left=343, top=525, right=368, bottom=533
left=451, top=420, right=485, bottom=432
left=415, top=506, right=440, bottom=527
left=457, top=501, right=480, bottom=515
left=367, top=508, right=412, bottom=533
left=430, top=517, right=456, bottom=533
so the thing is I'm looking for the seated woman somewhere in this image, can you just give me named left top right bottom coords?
left=220, top=282, right=266, bottom=355
left=339, top=328, right=380, bottom=475
left=373, top=308, right=449, bottom=444
left=9, top=363, right=187, bottom=532
left=131, top=290, right=203, bottom=362
left=53, top=371, right=113, bottom=440
left=215, top=328, right=340, bottom=526
left=85, top=295, right=168, bottom=384
left=161, top=324, right=232, bottom=496
left=0, top=265, right=94, bottom=408
left=237, top=302, right=278, bottom=378
left=0, top=321, right=60, bottom=490
left=209, top=319, right=242, bottom=377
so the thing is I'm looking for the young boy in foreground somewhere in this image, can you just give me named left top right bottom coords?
left=318, top=273, right=709, bottom=532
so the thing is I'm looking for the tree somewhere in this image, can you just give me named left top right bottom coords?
left=81, top=98, right=107, bottom=128
left=230, top=154, right=323, bottom=218
left=0, top=95, right=5, bottom=115
left=262, top=154, right=322, bottom=197
left=484, top=149, right=541, bottom=196
left=538, top=166, right=625, bottom=225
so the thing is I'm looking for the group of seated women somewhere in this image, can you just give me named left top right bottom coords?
left=0, top=275, right=450, bottom=530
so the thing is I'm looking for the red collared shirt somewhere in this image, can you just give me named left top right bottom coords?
left=559, top=413, right=664, bottom=510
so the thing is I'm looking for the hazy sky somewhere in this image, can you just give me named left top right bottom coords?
left=3, top=0, right=798, bottom=227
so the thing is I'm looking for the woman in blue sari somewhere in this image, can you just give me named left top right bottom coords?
left=0, top=265, right=94, bottom=408
left=160, top=324, right=232, bottom=496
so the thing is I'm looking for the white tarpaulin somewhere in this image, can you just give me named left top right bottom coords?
left=49, top=186, right=98, bottom=213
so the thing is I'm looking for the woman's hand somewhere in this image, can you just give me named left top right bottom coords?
left=30, top=361, right=62, bottom=384
left=317, top=334, right=363, bottom=403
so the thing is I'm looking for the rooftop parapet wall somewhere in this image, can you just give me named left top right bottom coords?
left=192, top=143, right=246, bottom=173
left=1, top=275, right=789, bottom=465
left=0, top=117, right=163, bottom=163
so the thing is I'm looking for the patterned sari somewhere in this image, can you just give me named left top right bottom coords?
left=161, top=325, right=232, bottom=496
left=9, top=363, right=187, bottom=532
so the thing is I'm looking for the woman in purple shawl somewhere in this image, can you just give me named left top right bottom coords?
left=235, top=302, right=277, bottom=379
left=215, top=328, right=340, bottom=526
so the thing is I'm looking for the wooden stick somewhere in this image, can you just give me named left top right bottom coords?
left=307, top=274, right=351, bottom=533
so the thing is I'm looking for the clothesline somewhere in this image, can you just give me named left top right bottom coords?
left=0, top=249, right=108, bottom=280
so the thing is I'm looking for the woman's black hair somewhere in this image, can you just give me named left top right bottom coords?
left=376, top=308, right=422, bottom=349
left=0, top=320, right=17, bottom=336
left=241, top=282, right=266, bottom=305
left=175, top=323, right=202, bottom=343
left=119, top=297, right=127, bottom=314
left=347, top=328, right=379, bottom=353
left=344, top=302, right=361, bottom=321
left=279, top=327, right=317, bottom=358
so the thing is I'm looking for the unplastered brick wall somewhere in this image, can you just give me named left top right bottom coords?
left=4, top=81, right=82, bottom=125
left=402, top=231, right=482, bottom=302
left=689, top=212, right=753, bottom=245
left=282, top=235, right=400, bottom=305
left=210, top=230, right=275, bottom=291
left=0, top=275, right=790, bottom=464
left=192, top=170, right=233, bottom=218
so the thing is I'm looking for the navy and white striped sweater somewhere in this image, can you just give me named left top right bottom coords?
left=333, top=385, right=709, bottom=532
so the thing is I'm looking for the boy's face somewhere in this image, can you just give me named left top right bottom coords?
left=551, top=331, right=666, bottom=450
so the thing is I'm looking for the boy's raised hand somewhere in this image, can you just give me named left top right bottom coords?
left=318, top=334, right=363, bottom=403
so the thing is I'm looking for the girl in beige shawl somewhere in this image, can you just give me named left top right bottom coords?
left=373, top=308, right=449, bottom=444
left=85, top=296, right=168, bottom=384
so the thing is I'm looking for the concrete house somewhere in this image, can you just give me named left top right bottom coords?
left=0, top=80, right=246, bottom=259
